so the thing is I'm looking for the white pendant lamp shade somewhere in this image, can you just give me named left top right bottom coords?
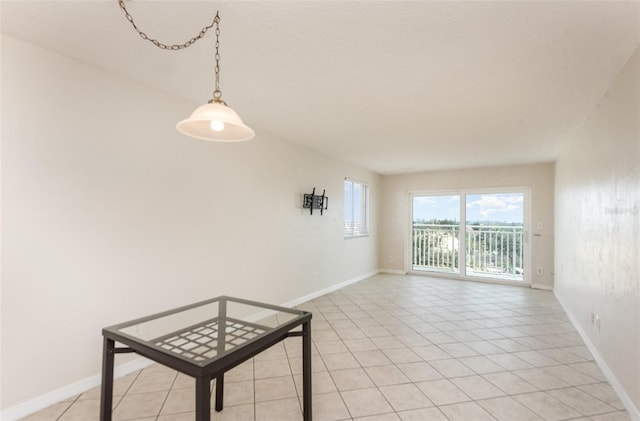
left=176, top=101, right=255, bottom=142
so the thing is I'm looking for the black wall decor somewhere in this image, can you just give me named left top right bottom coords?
left=303, top=188, right=328, bottom=215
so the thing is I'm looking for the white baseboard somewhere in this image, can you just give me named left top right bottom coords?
left=554, top=291, right=640, bottom=421
left=283, top=270, right=378, bottom=308
left=378, top=268, right=407, bottom=275
left=0, top=270, right=378, bottom=420
left=531, top=283, right=553, bottom=291
left=241, top=270, right=381, bottom=328
left=0, top=357, right=153, bottom=421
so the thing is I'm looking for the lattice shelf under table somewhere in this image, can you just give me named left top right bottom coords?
left=153, top=318, right=268, bottom=363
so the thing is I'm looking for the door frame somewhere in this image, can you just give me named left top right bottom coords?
left=406, top=187, right=532, bottom=287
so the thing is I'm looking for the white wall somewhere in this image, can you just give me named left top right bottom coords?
left=379, top=163, right=555, bottom=288
left=554, top=45, right=639, bottom=416
left=0, top=36, right=379, bottom=410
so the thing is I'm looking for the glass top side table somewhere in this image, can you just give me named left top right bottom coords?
left=100, top=296, right=312, bottom=421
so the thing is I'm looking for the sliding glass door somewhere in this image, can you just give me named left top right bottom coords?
left=412, top=195, right=461, bottom=273
left=465, top=192, right=524, bottom=281
left=411, top=189, right=529, bottom=283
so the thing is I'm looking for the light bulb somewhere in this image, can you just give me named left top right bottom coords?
left=210, top=120, right=225, bottom=132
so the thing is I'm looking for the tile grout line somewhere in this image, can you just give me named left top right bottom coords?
left=53, top=395, right=81, bottom=421
left=154, top=370, right=178, bottom=420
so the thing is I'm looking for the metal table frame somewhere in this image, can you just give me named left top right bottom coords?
left=100, top=296, right=312, bottom=421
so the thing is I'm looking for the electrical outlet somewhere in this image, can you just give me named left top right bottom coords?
left=595, top=314, right=600, bottom=330
left=537, top=267, right=543, bottom=275
left=388, top=256, right=393, bottom=263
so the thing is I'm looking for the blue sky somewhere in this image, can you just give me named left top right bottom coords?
left=413, top=193, right=523, bottom=224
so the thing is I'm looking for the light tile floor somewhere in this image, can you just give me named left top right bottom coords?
left=22, top=274, right=631, bottom=421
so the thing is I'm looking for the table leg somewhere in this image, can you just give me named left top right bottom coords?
left=195, top=376, right=211, bottom=421
left=215, top=373, right=224, bottom=412
left=302, top=321, right=312, bottom=421
left=100, top=338, right=115, bottom=421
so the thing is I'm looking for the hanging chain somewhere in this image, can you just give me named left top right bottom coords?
left=213, top=14, right=222, bottom=101
left=118, top=0, right=217, bottom=51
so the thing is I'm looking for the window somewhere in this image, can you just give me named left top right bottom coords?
left=410, top=188, right=529, bottom=284
left=344, top=178, right=369, bottom=237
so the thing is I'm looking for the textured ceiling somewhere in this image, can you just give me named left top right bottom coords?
left=2, top=1, right=639, bottom=174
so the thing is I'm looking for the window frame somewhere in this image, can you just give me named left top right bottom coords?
left=344, top=178, right=370, bottom=238
left=408, top=187, right=531, bottom=286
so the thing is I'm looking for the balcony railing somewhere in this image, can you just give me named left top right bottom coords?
left=412, top=223, right=524, bottom=280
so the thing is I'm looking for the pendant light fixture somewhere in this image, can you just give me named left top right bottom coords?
left=118, top=2, right=254, bottom=142
left=176, top=13, right=254, bottom=142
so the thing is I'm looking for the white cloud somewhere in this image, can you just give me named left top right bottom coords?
left=413, top=197, right=438, bottom=206
left=466, top=194, right=523, bottom=219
